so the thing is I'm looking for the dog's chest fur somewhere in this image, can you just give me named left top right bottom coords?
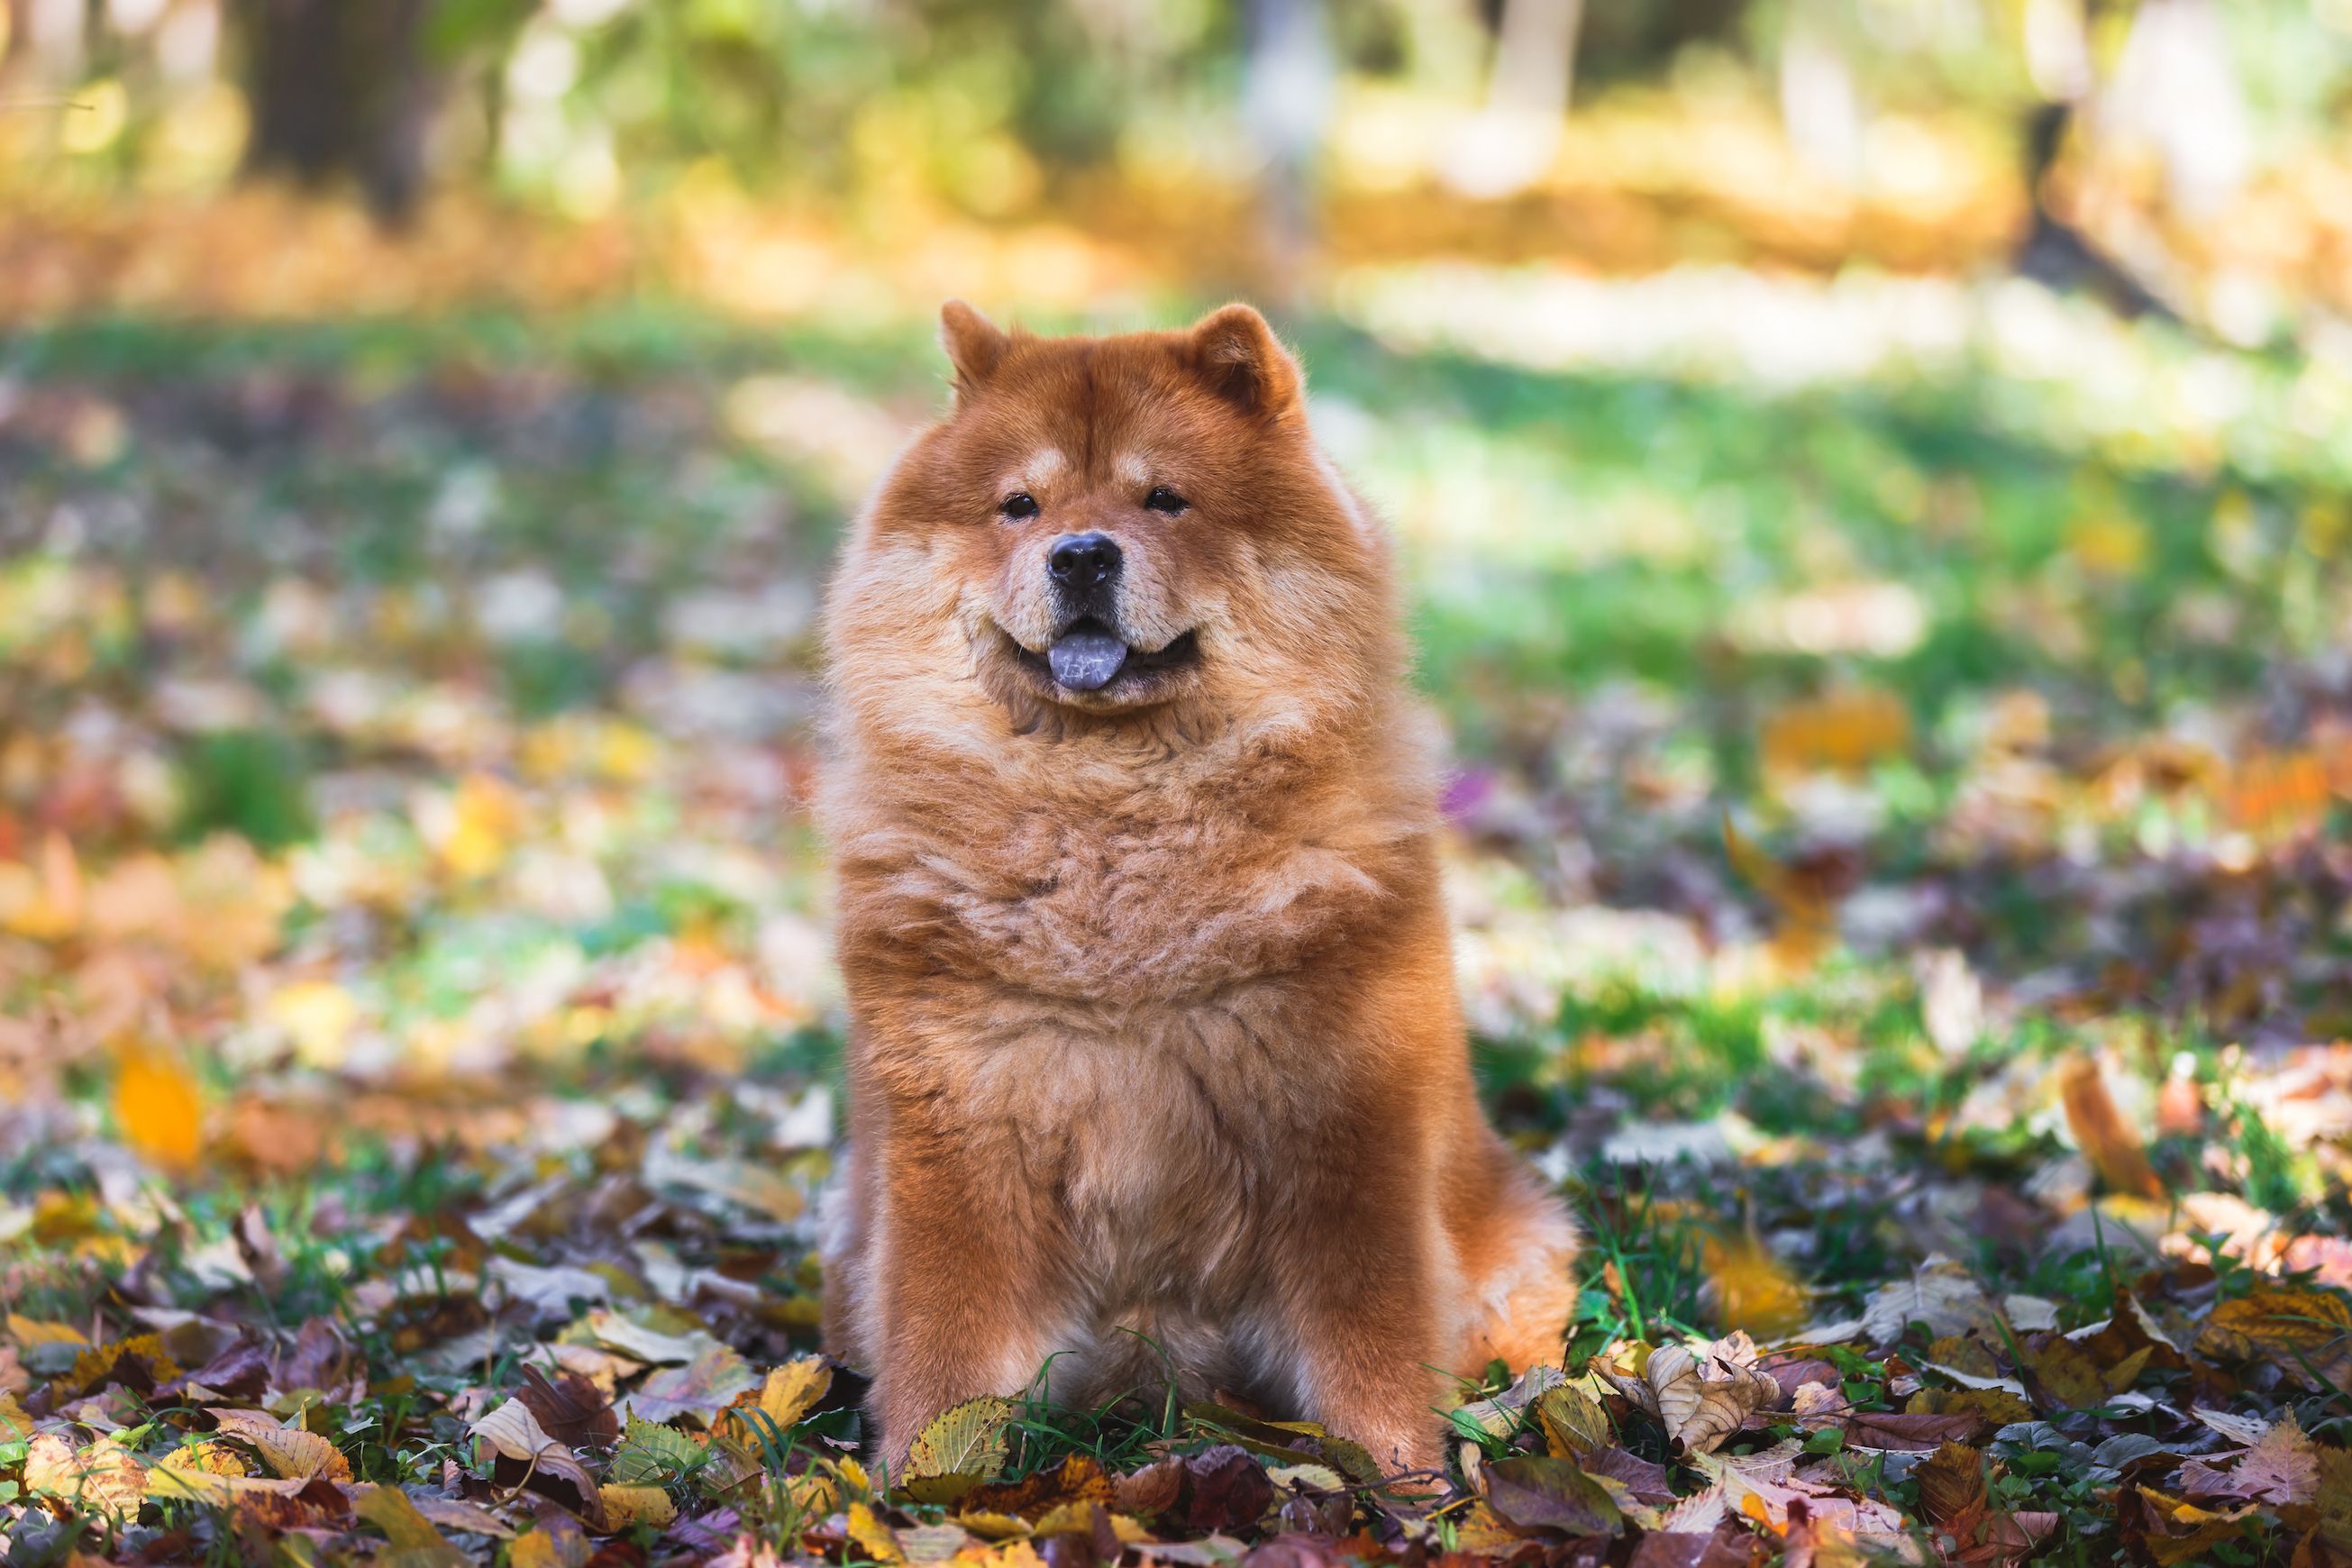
left=842, top=779, right=1417, bottom=1400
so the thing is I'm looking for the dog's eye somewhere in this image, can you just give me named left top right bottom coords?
left=1144, top=487, right=1188, bottom=515
left=1000, top=492, right=1039, bottom=520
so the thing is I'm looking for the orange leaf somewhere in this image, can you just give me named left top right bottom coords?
left=2057, top=1055, right=2165, bottom=1202
left=112, top=1037, right=203, bottom=1174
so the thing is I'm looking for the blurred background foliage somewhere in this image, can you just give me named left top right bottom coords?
left=1, top=0, right=2351, bottom=327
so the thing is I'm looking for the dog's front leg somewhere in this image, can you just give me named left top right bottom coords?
left=1268, top=1157, right=1448, bottom=1478
left=863, top=1115, right=1061, bottom=1473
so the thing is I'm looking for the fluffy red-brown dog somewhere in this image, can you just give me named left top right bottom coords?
left=817, top=302, right=1575, bottom=1474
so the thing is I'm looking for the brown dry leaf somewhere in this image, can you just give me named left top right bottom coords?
left=1599, top=1332, right=1779, bottom=1455
left=962, top=1454, right=1117, bottom=1522
left=1915, top=1442, right=1987, bottom=1526
left=2176, top=1412, right=2320, bottom=1507
left=112, top=1035, right=204, bottom=1174
left=2058, top=1054, right=2167, bottom=1201
left=1481, top=1455, right=1624, bottom=1539
left=517, top=1363, right=619, bottom=1449
left=469, top=1396, right=608, bottom=1528
left=1909, top=1386, right=2034, bottom=1427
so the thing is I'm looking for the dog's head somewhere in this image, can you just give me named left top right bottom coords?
left=826, top=303, right=1395, bottom=752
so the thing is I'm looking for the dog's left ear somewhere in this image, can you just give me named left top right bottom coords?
left=1189, top=304, right=1301, bottom=418
left=941, top=300, right=1011, bottom=396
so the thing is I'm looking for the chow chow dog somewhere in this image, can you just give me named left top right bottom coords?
left=817, top=302, right=1575, bottom=1474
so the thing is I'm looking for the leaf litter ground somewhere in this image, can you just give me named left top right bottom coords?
left=2, top=301, right=2351, bottom=1565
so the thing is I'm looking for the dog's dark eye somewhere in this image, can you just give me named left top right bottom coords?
left=1144, top=487, right=1188, bottom=515
left=1000, top=492, right=1039, bottom=520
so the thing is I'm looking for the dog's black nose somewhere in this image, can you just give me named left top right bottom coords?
left=1048, top=532, right=1121, bottom=589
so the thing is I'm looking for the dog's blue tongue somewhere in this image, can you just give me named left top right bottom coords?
left=1047, top=625, right=1128, bottom=690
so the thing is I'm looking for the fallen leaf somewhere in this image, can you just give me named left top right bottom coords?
left=2175, top=1412, right=2319, bottom=1507
left=2059, top=1054, right=2166, bottom=1201
left=907, top=1394, right=1016, bottom=1483
left=849, top=1500, right=907, bottom=1565
left=517, top=1362, right=619, bottom=1449
left=469, top=1396, right=607, bottom=1527
left=1600, top=1332, right=1779, bottom=1454
left=621, top=1342, right=759, bottom=1424
left=1915, top=1442, right=1987, bottom=1525
left=208, top=1408, right=353, bottom=1481
left=1858, top=1257, right=2002, bottom=1344
left=354, top=1483, right=471, bottom=1566
left=113, top=1035, right=204, bottom=1173
left=1482, top=1454, right=1624, bottom=1539
left=1534, top=1381, right=1613, bottom=1456
left=2197, top=1286, right=2352, bottom=1376
left=725, top=1354, right=831, bottom=1445
left=607, top=1416, right=706, bottom=1486
left=600, top=1482, right=679, bottom=1528
left=25, top=1432, right=150, bottom=1516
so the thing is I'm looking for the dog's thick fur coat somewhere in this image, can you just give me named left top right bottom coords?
left=818, top=303, right=1575, bottom=1473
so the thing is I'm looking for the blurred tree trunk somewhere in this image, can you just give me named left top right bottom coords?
left=232, top=0, right=433, bottom=224
left=1443, top=0, right=1583, bottom=199
left=1242, top=0, right=1332, bottom=304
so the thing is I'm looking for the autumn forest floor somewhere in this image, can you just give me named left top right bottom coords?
left=4, top=282, right=2352, bottom=1565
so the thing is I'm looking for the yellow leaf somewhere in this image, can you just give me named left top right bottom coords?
left=24, top=1432, right=149, bottom=1517
left=2198, top=1287, right=2352, bottom=1372
left=1759, top=688, right=1910, bottom=777
left=509, top=1528, right=590, bottom=1568
left=112, top=1038, right=204, bottom=1174
left=756, top=1355, right=833, bottom=1428
left=599, top=1483, right=679, bottom=1529
left=2068, top=509, right=2147, bottom=577
left=160, top=1441, right=248, bottom=1476
left=431, top=773, right=523, bottom=880
left=269, top=980, right=360, bottom=1070
left=1722, top=815, right=1839, bottom=974
left=850, top=1500, right=907, bottom=1564
left=782, top=1469, right=840, bottom=1517
left=1533, top=1384, right=1612, bottom=1458
left=210, top=1408, right=353, bottom=1481
left=1706, top=1236, right=1811, bottom=1342
left=6, top=1315, right=90, bottom=1349
left=0, top=833, right=83, bottom=942
left=355, top=1483, right=470, bottom=1564
left=907, top=1395, right=1016, bottom=1482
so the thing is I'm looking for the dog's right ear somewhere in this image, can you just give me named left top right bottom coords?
left=940, top=300, right=1010, bottom=396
